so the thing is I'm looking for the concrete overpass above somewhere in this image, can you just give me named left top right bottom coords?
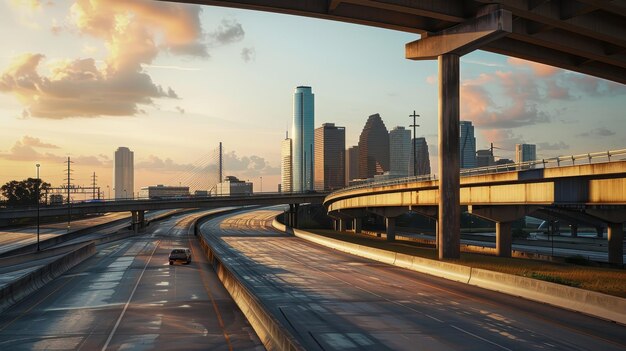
left=324, top=153, right=626, bottom=265
left=172, top=0, right=626, bottom=84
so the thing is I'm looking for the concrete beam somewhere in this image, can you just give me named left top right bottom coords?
left=366, top=206, right=409, bottom=218
left=585, top=209, right=626, bottom=224
left=406, top=9, right=512, bottom=60
left=469, top=205, right=541, bottom=223
left=410, top=205, right=438, bottom=219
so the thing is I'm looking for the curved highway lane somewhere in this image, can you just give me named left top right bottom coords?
left=0, top=210, right=263, bottom=350
left=200, top=208, right=626, bottom=351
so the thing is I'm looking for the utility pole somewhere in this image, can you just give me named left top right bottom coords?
left=409, top=110, right=420, bottom=176
left=65, top=157, right=74, bottom=231
left=219, top=142, right=223, bottom=195
left=91, top=172, right=97, bottom=200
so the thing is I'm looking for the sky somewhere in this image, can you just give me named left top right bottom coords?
left=1, top=0, right=625, bottom=198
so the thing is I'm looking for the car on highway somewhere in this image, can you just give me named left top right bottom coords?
left=169, top=248, right=192, bottom=265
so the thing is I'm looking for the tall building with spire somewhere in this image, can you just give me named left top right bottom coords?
left=292, top=86, right=314, bottom=192
left=281, top=131, right=292, bottom=192
left=114, top=147, right=134, bottom=199
left=409, top=137, right=431, bottom=176
left=515, top=143, right=537, bottom=163
left=314, top=123, right=345, bottom=191
left=358, top=113, right=389, bottom=179
left=389, top=126, right=411, bottom=177
left=460, top=121, right=477, bottom=169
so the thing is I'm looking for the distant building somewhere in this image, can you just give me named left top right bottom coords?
left=516, top=144, right=537, bottom=163
left=496, top=158, right=514, bottom=165
left=389, top=126, right=411, bottom=177
left=476, top=149, right=495, bottom=168
left=345, top=145, right=359, bottom=185
left=213, top=176, right=252, bottom=196
left=194, top=190, right=209, bottom=197
left=358, top=113, right=389, bottom=179
left=292, top=86, right=314, bottom=192
left=114, top=147, right=134, bottom=199
left=409, top=137, right=431, bottom=176
left=460, top=121, right=476, bottom=169
left=281, top=135, right=292, bottom=192
left=139, top=185, right=189, bottom=199
left=314, top=123, right=345, bottom=191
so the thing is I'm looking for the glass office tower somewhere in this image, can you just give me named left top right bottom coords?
left=292, top=86, right=314, bottom=192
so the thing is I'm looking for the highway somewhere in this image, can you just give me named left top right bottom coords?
left=200, top=208, right=626, bottom=351
left=0, top=210, right=263, bottom=350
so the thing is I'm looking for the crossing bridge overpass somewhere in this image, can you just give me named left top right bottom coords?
left=170, top=0, right=626, bottom=260
left=0, top=192, right=325, bottom=230
left=324, top=151, right=626, bottom=265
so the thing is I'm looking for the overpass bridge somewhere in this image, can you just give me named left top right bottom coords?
left=324, top=150, right=626, bottom=265
left=170, top=0, right=626, bottom=259
left=0, top=192, right=325, bottom=231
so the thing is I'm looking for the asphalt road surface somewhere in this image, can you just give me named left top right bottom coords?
left=0, top=210, right=263, bottom=350
left=200, top=208, right=626, bottom=351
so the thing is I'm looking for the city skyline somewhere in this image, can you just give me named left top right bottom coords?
left=1, top=0, right=625, bottom=194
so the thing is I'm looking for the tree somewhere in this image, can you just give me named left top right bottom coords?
left=1, top=178, right=51, bottom=207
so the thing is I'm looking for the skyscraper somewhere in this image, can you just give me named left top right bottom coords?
left=345, top=145, right=359, bottom=185
left=292, top=86, right=314, bottom=192
left=516, top=143, right=537, bottom=163
left=476, top=149, right=495, bottom=167
left=314, top=123, right=345, bottom=191
left=358, top=113, right=389, bottom=179
left=389, top=126, right=411, bottom=177
left=409, top=137, right=431, bottom=176
left=460, top=121, right=477, bottom=169
left=114, top=147, right=133, bottom=199
left=281, top=134, right=292, bottom=192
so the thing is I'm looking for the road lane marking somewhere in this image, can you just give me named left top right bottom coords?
left=451, top=324, right=513, bottom=351
left=101, top=240, right=160, bottom=351
left=187, top=222, right=234, bottom=351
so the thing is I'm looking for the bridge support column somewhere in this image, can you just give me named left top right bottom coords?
left=293, top=203, right=299, bottom=229
left=570, top=224, right=578, bottom=238
left=596, top=226, right=604, bottom=238
left=338, top=219, right=347, bottom=232
left=495, top=221, right=512, bottom=258
left=406, top=8, right=511, bottom=260
left=385, top=217, right=396, bottom=242
left=131, top=210, right=145, bottom=233
left=608, top=223, right=624, bottom=266
left=353, top=217, right=362, bottom=234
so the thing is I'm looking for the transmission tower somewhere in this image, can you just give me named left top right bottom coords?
left=64, top=157, right=74, bottom=231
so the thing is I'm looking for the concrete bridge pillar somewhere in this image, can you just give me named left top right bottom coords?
left=570, top=224, right=578, bottom=238
left=353, top=217, right=362, bottom=234
left=608, top=223, right=624, bottom=266
left=385, top=217, right=396, bottom=242
left=293, top=203, right=299, bottom=229
left=495, top=221, right=512, bottom=258
left=338, top=219, right=347, bottom=232
left=131, top=210, right=146, bottom=233
left=596, top=226, right=604, bottom=238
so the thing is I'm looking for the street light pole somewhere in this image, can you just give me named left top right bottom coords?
left=36, top=164, right=40, bottom=252
left=260, top=176, right=263, bottom=193
left=409, top=110, right=420, bottom=177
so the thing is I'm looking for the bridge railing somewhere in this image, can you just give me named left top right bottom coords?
left=330, top=148, right=626, bottom=197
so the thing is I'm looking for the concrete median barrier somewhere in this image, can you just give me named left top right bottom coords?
left=274, top=220, right=626, bottom=325
left=0, top=242, right=96, bottom=313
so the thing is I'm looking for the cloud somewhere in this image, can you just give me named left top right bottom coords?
left=210, top=18, right=245, bottom=45
left=175, top=106, right=185, bottom=114
left=507, top=57, right=560, bottom=77
left=425, top=75, right=436, bottom=85
left=0, top=136, right=109, bottom=166
left=241, top=47, right=256, bottom=62
left=0, top=0, right=243, bottom=119
left=537, top=141, right=569, bottom=151
left=577, top=127, right=616, bottom=138
left=479, top=129, right=525, bottom=156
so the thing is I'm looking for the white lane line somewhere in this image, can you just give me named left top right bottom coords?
left=101, top=240, right=160, bottom=351
left=451, top=324, right=513, bottom=351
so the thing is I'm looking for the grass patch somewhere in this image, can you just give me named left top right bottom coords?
left=528, top=272, right=582, bottom=287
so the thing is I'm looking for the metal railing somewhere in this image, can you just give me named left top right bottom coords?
left=330, top=148, right=626, bottom=197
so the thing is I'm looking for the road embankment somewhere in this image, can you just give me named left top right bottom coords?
left=0, top=242, right=96, bottom=313
left=273, top=220, right=626, bottom=326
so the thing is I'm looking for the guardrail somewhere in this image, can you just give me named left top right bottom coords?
left=331, top=148, right=626, bottom=196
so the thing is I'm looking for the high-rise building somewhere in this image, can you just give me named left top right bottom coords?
left=345, top=145, right=359, bottom=185
left=409, top=137, right=431, bottom=176
left=281, top=134, right=292, bottom=192
left=358, top=113, right=390, bottom=179
left=292, top=86, right=314, bottom=192
left=114, top=147, right=134, bottom=199
left=516, top=143, right=537, bottom=163
left=314, top=123, right=345, bottom=191
left=476, top=149, right=495, bottom=167
left=389, top=126, right=411, bottom=177
left=460, top=121, right=477, bottom=169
